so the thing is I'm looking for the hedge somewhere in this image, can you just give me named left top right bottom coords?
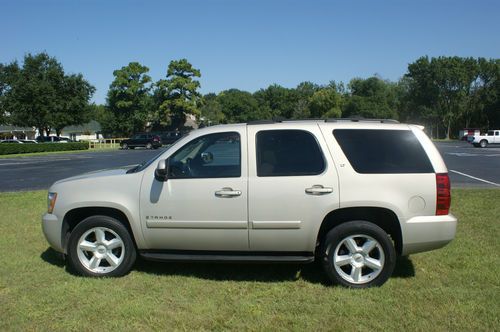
left=0, top=142, right=89, bottom=155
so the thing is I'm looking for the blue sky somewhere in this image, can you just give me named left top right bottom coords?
left=1, top=0, right=499, bottom=103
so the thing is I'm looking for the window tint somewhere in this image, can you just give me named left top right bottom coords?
left=168, top=132, right=240, bottom=179
left=256, top=130, right=325, bottom=177
left=333, top=129, right=434, bottom=174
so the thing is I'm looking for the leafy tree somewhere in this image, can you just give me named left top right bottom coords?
left=308, top=88, right=342, bottom=118
left=0, top=52, right=94, bottom=135
left=200, top=93, right=225, bottom=125
left=291, top=81, right=320, bottom=118
left=156, top=59, right=201, bottom=130
left=254, top=84, right=297, bottom=119
left=106, top=62, right=152, bottom=136
left=217, top=89, right=269, bottom=122
left=50, top=74, right=95, bottom=136
left=472, top=58, right=500, bottom=128
left=343, top=77, right=398, bottom=120
left=404, top=56, right=500, bottom=138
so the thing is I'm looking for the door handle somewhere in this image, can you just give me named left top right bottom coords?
left=305, top=185, right=333, bottom=195
left=215, top=187, right=242, bottom=198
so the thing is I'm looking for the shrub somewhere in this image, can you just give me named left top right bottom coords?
left=0, top=142, right=89, bottom=155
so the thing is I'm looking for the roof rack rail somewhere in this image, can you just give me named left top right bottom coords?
left=325, top=118, right=399, bottom=124
left=247, top=119, right=276, bottom=125
left=247, top=118, right=400, bottom=125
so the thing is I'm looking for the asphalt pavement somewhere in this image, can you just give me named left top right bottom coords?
left=0, top=148, right=164, bottom=191
left=436, top=141, right=500, bottom=188
left=0, top=141, right=498, bottom=192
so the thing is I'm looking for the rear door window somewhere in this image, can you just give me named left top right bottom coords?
left=256, top=130, right=325, bottom=176
left=333, top=129, right=433, bottom=174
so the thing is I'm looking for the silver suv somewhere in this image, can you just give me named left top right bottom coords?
left=42, top=119, right=457, bottom=287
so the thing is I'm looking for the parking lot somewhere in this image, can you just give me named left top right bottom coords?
left=0, top=141, right=498, bottom=192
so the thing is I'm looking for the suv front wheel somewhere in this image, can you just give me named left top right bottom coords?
left=320, top=221, right=396, bottom=288
left=67, top=216, right=136, bottom=277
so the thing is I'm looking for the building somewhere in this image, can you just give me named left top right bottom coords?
left=60, top=120, right=103, bottom=141
left=0, top=125, right=36, bottom=140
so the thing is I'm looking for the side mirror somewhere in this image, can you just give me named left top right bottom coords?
left=201, top=152, right=214, bottom=164
left=155, top=159, right=169, bottom=182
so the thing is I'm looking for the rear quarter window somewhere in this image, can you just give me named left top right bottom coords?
left=333, top=129, right=434, bottom=174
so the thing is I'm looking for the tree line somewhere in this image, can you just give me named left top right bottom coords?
left=1, top=53, right=498, bottom=139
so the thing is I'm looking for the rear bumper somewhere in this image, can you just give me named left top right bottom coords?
left=402, top=214, right=457, bottom=255
left=42, top=213, right=64, bottom=253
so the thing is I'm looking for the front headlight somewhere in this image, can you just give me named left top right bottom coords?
left=47, top=192, right=57, bottom=214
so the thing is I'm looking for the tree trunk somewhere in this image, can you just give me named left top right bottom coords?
left=446, top=120, right=451, bottom=140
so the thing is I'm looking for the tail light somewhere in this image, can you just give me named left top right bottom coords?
left=153, top=136, right=160, bottom=142
left=436, top=173, right=451, bottom=215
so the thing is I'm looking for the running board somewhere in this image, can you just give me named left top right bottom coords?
left=139, top=251, right=314, bottom=263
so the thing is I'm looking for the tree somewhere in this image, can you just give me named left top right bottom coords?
left=155, top=59, right=201, bottom=130
left=404, top=56, right=499, bottom=139
left=291, top=81, right=320, bottom=119
left=217, top=89, right=269, bottom=122
left=308, top=88, right=342, bottom=118
left=254, top=84, right=297, bottom=119
left=50, top=74, right=95, bottom=136
left=343, top=77, right=398, bottom=120
left=200, top=93, right=225, bottom=125
left=107, top=62, right=152, bottom=136
left=0, top=52, right=94, bottom=135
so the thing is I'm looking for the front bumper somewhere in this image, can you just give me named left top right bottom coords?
left=42, top=213, right=64, bottom=253
left=402, top=214, right=457, bottom=255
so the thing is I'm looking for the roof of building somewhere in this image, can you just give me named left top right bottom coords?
left=62, top=120, right=102, bottom=133
left=0, top=125, right=35, bottom=132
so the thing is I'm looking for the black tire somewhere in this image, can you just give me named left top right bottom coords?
left=320, top=221, right=396, bottom=288
left=67, top=215, right=136, bottom=277
left=480, top=140, right=488, bottom=148
left=121, top=143, right=128, bottom=150
left=146, top=142, right=153, bottom=149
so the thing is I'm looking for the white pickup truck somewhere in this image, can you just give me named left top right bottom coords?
left=471, top=130, right=500, bottom=148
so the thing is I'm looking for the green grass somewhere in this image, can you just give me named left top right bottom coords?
left=0, top=189, right=499, bottom=331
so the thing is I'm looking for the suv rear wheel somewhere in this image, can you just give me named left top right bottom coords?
left=320, top=221, right=396, bottom=288
left=67, top=216, right=136, bottom=277
left=480, top=139, right=488, bottom=148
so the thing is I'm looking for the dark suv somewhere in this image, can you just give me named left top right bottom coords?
left=159, top=131, right=184, bottom=145
left=120, top=134, right=161, bottom=149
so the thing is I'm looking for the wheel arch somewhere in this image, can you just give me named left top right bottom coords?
left=62, top=207, right=137, bottom=253
left=316, top=207, right=403, bottom=255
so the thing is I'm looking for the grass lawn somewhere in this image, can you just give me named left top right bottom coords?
left=0, top=189, right=498, bottom=331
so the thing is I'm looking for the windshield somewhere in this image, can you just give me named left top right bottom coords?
left=126, top=147, right=169, bottom=173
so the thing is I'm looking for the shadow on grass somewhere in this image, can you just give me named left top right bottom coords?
left=134, top=255, right=415, bottom=284
left=40, top=248, right=65, bottom=268
left=41, top=247, right=415, bottom=283
left=135, top=258, right=330, bottom=284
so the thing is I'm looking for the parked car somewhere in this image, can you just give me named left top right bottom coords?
left=120, top=133, right=162, bottom=149
left=159, top=131, right=184, bottom=145
left=19, top=139, right=38, bottom=144
left=42, top=119, right=457, bottom=287
left=470, top=130, right=500, bottom=148
left=36, top=136, right=70, bottom=143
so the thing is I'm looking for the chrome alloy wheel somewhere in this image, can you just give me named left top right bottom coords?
left=333, top=234, right=385, bottom=284
left=77, top=227, right=125, bottom=274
